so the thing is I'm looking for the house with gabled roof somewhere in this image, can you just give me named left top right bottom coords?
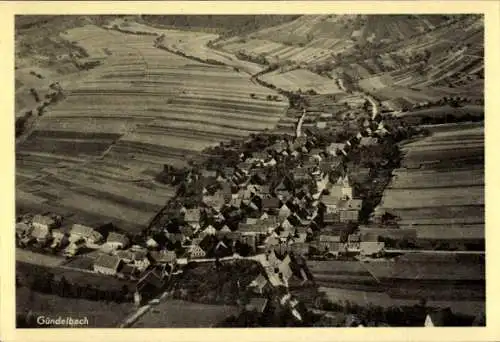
left=94, top=254, right=123, bottom=275
left=278, top=204, right=292, bottom=219
left=32, top=214, right=57, bottom=231
left=70, top=224, right=103, bottom=245
left=149, top=250, right=177, bottom=265
left=216, top=225, right=232, bottom=239
left=360, top=233, right=384, bottom=256
left=106, top=232, right=130, bottom=250
left=189, top=244, right=206, bottom=259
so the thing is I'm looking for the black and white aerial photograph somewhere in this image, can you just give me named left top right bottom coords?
left=14, top=13, right=485, bottom=329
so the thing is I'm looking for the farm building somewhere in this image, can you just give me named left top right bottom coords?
left=149, top=250, right=177, bottom=265
left=136, top=268, right=165, bottom=296
left=69, top=224, right=104, bottom=244
left=32, top=214, right=57, bottom=231
left=116, top=249, right=150, bottom=270
left=93, top=254, right=123, bottom=276
left=106, top=232, right=130, bottom=250
left=360, top=241, right=385, bottom=256
left=31, top=225, right=51, bottom=242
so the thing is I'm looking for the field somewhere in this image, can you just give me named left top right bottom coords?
left=132, top=299, right=240, bottom=328
left=309, top=255, right=484, bottom=316
left=319, top=287, right=484, bottom=316
left=377, top=122, right=484, bottom=241
left=261, top=69, right=344, bottom=94
left=222, top=15, right=448, bottom=62
left=354, top=15, right=483, bottom=110
left=16, top=22, right=288, bottom=234
left=16, top=286, right=135, bottom=327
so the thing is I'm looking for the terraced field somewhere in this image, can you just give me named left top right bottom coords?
left=310, top=255, right=485, bottom=316
left=217, top=15, right=453, bottom=65
left=16, top=23, right=288, bottom=233
left=355, top=15, right=484, bottom=110
left=109, top=19, right=264, bottom=75
left=377, top=122, right=484, bottom=242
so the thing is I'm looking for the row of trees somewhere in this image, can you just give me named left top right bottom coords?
left=17, top=270, right=134, bottom=304
left=155, top=43, right=226, bottom=66
left=314, top=296, right=479, bottom=326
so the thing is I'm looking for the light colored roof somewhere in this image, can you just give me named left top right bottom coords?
left=31, top=226, right=49, bottom=239
left=32, top=214, right=54, bottom=226
left=71, top=224, right=100, bottom=238
left=219, top=225, right=232, bottom=233
left=107, top=232, right=129, bottom=245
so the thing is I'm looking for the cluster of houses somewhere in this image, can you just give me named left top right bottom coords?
left=16, top=214, right=131, bottom=257
left=15, top=108, right=391, bottom=310
left=142, top=124, right=390, bottom=272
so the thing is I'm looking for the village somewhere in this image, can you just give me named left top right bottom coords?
left=15, top=101, right=407, bottom=325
